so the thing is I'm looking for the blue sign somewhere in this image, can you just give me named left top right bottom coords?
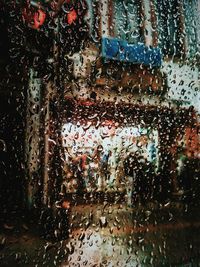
left=102, top=37, right=162, bottom=67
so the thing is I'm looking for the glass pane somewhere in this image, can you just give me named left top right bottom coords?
left=183, top=0, right=198, bottom=57
left=113, top=0, right=142, bottom=43
left=0, top=0, right=199, bottom=266
left=155, top=0, right=184, bottom=56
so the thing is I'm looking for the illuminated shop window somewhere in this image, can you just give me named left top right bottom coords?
left=61, top=121, right=159, bottom=193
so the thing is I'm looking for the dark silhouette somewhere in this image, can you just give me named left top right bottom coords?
left=124, top=153, right=152, bottom=205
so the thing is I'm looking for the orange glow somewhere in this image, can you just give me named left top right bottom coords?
left=67, top=9, right=77, bottom=25
left=22, top=8, right=46, bottom=29
left=185, top=127, right=199, bottom=157
left=62, top=201, right=70, bottom=209
left=33, top=9, right=46, bottom=29
left=78, top=100, right=95, bottom=106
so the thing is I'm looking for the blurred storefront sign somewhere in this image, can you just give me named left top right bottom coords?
left=102, top=37, right=162, bottom=67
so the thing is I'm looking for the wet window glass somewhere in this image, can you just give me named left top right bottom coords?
left=113, top=0, right=142, bottom=43
left=0, top=0, right=200, bottom=266
left=155, top=0, right=185, bottom=56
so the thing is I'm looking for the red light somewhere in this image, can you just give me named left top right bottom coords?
left=67, top=9, right=77, bottom=25
left=62, top=201, right=70, bottom=209
left=22, top=8, right=46, bottom=29
left=78, top=100, right=95, bottom=106
left=33, top=9, right=46, bottom=29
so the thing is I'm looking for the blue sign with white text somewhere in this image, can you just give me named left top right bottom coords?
left=102, top=37, right=162, bottom=67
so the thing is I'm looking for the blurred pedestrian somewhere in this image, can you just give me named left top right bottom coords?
left=124, top=152, right=150, bottom=206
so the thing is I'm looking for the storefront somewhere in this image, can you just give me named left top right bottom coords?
left=62, top=119, right=159, bottom=191
left=42, top=91, right=200, bottom=207
left=59, top=98, right=177, bottom=201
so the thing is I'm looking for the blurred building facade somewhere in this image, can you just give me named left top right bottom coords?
left=53, top=0, right=200, bottom=204
left=31, top=0, right=199, bottom=208
left=1, top=1, right=199, bottom=209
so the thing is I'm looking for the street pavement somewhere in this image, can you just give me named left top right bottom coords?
left=0, top=200, right=200, bottom=267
